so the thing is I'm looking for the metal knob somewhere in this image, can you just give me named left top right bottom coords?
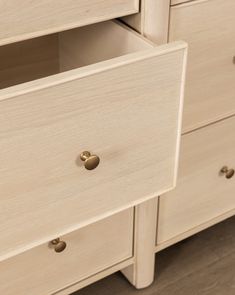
left=80, top=151, right=100, bottom=170
left=220, top=166, right=235, bottom=179
left=51, top=238, right=67, bottom=253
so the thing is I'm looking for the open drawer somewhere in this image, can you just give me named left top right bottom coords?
left=0, top=0, right=139, bottom=46
left=0, top=20, right=187, bottom=260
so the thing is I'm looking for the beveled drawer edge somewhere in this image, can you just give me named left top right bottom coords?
left=0, top=39, right=187, bottom=103
left=173, top=39, right=188, bottom=187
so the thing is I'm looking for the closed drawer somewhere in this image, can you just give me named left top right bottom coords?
left=0, top=209, right=133, bottom=295
left=0, top=0, right=139, bottom=46
left=170, top=0, right=235, bottom=132
left=0, top=20, right=187, bottom=260
left=158, top=116, right=235, bottom=244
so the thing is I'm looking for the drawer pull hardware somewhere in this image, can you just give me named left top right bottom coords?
left=80, top=151, right=100, bottom=170
left=51, top=238, right=67, bottom=253
left=220, top=166, right=235, bottom=179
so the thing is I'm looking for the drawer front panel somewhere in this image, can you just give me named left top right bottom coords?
left=0, top=210, right=133, bottom=295
left=158, top=116, right=235, bottom=243
left=0, top=0, right=139, bottom=46
left=170, top=0, right=235, bottom=132
left=0, top=41, right=187, bottom=260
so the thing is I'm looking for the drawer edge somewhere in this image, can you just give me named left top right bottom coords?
left=0, top=40, right=187, bottom=102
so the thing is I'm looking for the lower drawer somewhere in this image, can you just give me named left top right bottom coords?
left=157, top=116, right=235, bottom=243
left=0, top=209, right=133, bottom=295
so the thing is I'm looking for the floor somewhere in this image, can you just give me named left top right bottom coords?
left=73, top=216, right=235, bottom=295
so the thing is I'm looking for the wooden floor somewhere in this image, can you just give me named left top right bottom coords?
left=73, top=216, right=235, bottom=295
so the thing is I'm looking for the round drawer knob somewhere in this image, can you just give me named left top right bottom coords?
left=80, top=151, right=100, bottom=170
left=51, top=238, right=67, bottom=253
left=220, top=166, right=235, bottom=179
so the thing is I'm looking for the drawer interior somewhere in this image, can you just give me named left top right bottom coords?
left=0, top=21, right=152, bottom=90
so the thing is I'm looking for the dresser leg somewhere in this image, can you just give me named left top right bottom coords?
left=121, top=197, right=158, bottom=289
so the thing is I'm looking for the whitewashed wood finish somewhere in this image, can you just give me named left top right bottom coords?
left=0, top=34, right=59, bottom=90
left=157, top=116, right=235, bottom=244
left=156, top=208, right=235, bottom=252
left=171, top=0, right=193, bottom=5
left=58, top=21, right=155, bottom=72
left=0, top=20, right=187, bottom=261
left=123, top=0, right=171, bottom=44
left=0, top=0, right=139, bottom=46
left=169, top=0, right=235, bottom=133
left=0, top=210, right=133, bottom=295
left=53, top=258, right=134, bottom=295
left=122, top=198, right=159, bottom=289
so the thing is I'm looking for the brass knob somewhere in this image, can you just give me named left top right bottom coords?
left=80, top=151, right=100, bottom=170
left=51, top=238, right=67, bottom=253
left=220, top=166, right=235, bottom=179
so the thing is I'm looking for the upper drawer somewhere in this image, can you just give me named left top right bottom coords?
left=169, top=0, right=235, bottom=132
left=0, top=0, right=139, bottom=46
left=0, top=21, right=187, bottom=260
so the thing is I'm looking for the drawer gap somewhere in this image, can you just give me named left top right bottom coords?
left=0, top=21, right=152, bottom=90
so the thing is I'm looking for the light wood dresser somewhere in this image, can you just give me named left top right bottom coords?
left=0, top=1, right=187, bottom=294
left=1, top=0, right=233, bottom=294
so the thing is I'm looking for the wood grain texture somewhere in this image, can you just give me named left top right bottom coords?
left=58, top=21, right=154, bottom=71
left=0, top=210, right=133, bottom=295
left=53, top=258, right=134, bottom=295
left=122, top=198, right=158, bottom=289
left=0, top=20, right=187, bottom=261
left=73, top=216, right=235, bottom=295
left=0, top=0, right=139, bottom=46
left=169, top=0, right=235, bottom=133
left=155, top=216, right=235, bottom=293
left=0, top=34, right=59, bottom=89
left=123, top=0, right=171, bottom=44
left=157, top=116, right=235, bottom=244
left=156, top=208, right=235, bottom=252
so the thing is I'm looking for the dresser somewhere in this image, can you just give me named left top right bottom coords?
left=0, top=1, right=187, bottom=294
left=1, top=0, right=233, bottom=294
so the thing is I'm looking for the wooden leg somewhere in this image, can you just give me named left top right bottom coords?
left=121, top=197, right=158, bottom=289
